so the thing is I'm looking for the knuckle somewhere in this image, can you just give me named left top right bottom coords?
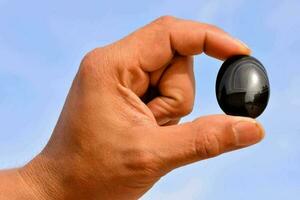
left=78, top=47, right=112, bottom=80
left=123, top=139, right=163, bottom=176
left=167, top=93, right=194, bottom=117
left=154, top=15, right=177, bottom=26
left=79, top=48, right=102, bottom=75
left=133, top=151, right=159, bottom=171
left=194, top=130, right=221, bottom=159
left=177, top=100, right=194, bottom=116
left=203, top=23, right=224, bottom=33
left=207, top=23, right=219, bottom=30
left=81, top=48, right=101, bottom=65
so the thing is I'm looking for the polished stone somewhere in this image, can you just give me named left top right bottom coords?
left=216, top=55, right=270, bottom=118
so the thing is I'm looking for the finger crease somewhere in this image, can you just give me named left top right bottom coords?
left=203, top=31, right=208, bottom=54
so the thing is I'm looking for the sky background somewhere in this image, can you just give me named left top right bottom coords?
left=0, top=0, right=299, bottom=199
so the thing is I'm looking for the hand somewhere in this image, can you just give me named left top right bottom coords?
left=19, top=16, right=264, bottom=200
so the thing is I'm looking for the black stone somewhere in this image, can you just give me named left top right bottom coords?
left=216, top=55, right=270, bottom=118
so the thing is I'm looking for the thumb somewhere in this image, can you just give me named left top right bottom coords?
left=151, top=115, right=265, bottom=171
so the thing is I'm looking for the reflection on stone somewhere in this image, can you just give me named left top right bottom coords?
left=216, top=55, right=270, bottom=118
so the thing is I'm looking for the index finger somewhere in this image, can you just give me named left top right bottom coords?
left=118, top=16, right=251, bottom=72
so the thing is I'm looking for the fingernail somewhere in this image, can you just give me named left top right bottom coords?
left=232, top=118, right=265, bottom=146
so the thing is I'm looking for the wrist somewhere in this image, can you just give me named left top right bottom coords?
left=18, top=148, right=112, bottom=200
left=18, top=153, right=63, bottom=200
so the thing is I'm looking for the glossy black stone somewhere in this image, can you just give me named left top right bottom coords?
left=216, top=55, right=270, bottom=118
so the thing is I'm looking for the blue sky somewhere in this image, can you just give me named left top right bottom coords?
left=0, top=0, right=299, bottom=199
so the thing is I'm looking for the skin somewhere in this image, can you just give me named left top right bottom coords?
left=0, top=16, right=265, bottom=200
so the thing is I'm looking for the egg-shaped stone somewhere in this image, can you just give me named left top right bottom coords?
left=216, top=55, right=270, bottom=118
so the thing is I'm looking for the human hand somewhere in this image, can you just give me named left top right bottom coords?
left=20, top=16, right=264, bottom=200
